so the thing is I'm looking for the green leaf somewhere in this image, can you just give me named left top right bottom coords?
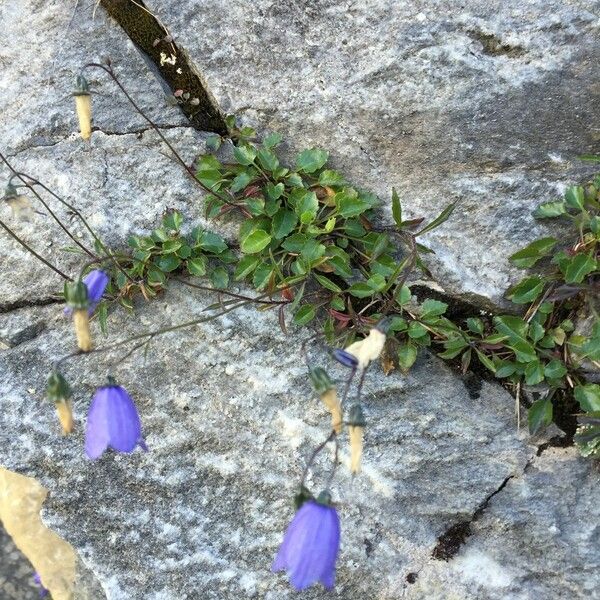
left=528, top=397, right=553, bottom=435
left=240, top=230, right=272, bottom=254
left=197, top=154, right=221, bottom=173
left=416, top=202, right=456, bottom=236
left=391, top=188, right=402, bottom=228
left=295, top=191, right=319, bottom=223
left=408, top=321, right=428, bottom=339
left=564, top=185, right=585, bottom=210
left=234, top=255, right=260, bottom=280
left=466, top=317, right=484, bottom=335
left=197, top=169, right=223, bottom=190
left=528, top=321, right=545, bottom=343
left=296, top=148, right=329, bottom=173
left=162, top=211, right=183, bottom=231
left=563, top=253, right=597, bottom=284
left=389, top=316, right=408, bottom=332
left=506, top=276, right=545, bottom=304
left=156, top=254, right=181, bottom=272
left=420, top=299, right=448, bottom=319
left=508, top=237, right=558, bottom=268
left=367, top=273, right=387, bottom=292
left=233, top=144, right=257, bottom=166
left=271, top=209, right=298, bottom=239
left=396, top=285, right=411, bottom=306
left=301, top=239, right=326, bottom=263
left=318, top=170, right=346, bottom=186
left=97, top=301, right=108, bottom=334
left=475, top=349, right=497, bottom=373
left=257, top=148, right=279, bottom=172
left=286, top=173, right=304, bottom=188
left=313, top=273, right=343, bottom=293
left=252, top=263, right=274, bottom=290
left=348, top=282, right=375, bottom=298
left=265, top=182, right=284, bottom=201
left=161, top=239, right=183, bottom=254
left=205, top=135, right=222, bottom=151
left=533, top=201, right=566, bottom=218
left=293, top=304, right=316, bottom=326
left=494, top=315, right=530, bottom=346
left=263, top=132, right=283, bottom=149
left=574, top=384, right=600, bottom=412
left=495, top=361, right=517, bottom=378
left=194, top=230, right=228, bottom=254
left=524, top=360, right=545, bottom=385
left=397, top=342, right=418, bottom=371
left=187, top=256, right=207, bottom=276
left=246, top=197, right=265, bottom=216
left=544, top=359, right=567, bottom=380
left=281, top=233, right=308, bottom=253
left=210, top=267, right=229, bottom=288
left=335, top=188, right=371, bottom=218
left=230, top=171, right=254, bottom=193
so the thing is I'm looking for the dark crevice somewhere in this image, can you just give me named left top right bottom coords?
left=100, top=0, right=227, bottom=135
left=0, top=296, right=63, bottom=314
left=431, top=474, right=514, bottom=561
left=93, top=123, right=194, bottom=136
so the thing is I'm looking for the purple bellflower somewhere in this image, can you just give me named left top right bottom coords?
left=272, top=494, right=341, bottom=591
left=85, top=380, right=146, bottom=459
left=65, top=269, right=109, bottom=316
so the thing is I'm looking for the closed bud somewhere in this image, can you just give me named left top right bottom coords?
left=321, top=389, right=342, bottom=434
left=73, top=75, right=92, bottom=140
left=65, top=280, right=92, bottom=351
left=347, top=404, right=366, bottom=474
left=47, top=371, right=74, bottom=435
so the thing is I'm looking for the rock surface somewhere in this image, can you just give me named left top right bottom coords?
left=0, top=1, right=598, bottom=600
left=151, top=0, right=600, bottom=304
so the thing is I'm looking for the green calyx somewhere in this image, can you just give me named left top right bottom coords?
left=309, top=367, right=334, bottom=394
left=65, top=280, right=89, bottom=310
left=315, top=490, right=332, bottom=506
left=3, top=183, right=18, bottom=201
left=347, top=403, right=366, bottom=428
left=73, top=74, right=91, bottom=96
left=46, top=371, right=72, bottom=403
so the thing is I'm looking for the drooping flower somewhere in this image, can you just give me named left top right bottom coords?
left=73, top=75, right=92, bottom=140
left=337, top=319, right=392, bottom=370
left=85, top=379, right=146, bottom=459
left=64, top=269, right=108, bottom=352
left=46, top=370, right=74, bottom=434
left=347, top=404, right=367, bottom=474
left=309, top=367, right=342, bottom=434
left=272, top=493, right=341, bottom=590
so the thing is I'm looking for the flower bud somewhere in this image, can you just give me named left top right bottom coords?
left=347, top=404, right=366, bottom=474
left=47, top=371, right=74, bottom=434
left=65, top=280, right=92, bottom=351
left=73, top=75, right=92, bottom=140
left=343, top=327, right=387, bottom=370
left=309, top=368, right=342, bottom=433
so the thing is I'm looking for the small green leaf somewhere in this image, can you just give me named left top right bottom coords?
left=528, top=397, right=553, bottom=435
left=508, top=237, right=558, bottom=268
left=475, top=349, right=497, bottom=373
left=397, top=342, right=418, bottom=371
left=257, top=148, right=279, bottom=172
left=294, top=304, right=316, bottom=326
left=271, top=209, right=298, bottom=239
left=162, top=211, right=183, bottom=231
left=281, top=233, right=308, bottom=253
left=366, top=274, right=386, bottom=292
left=563, top=253, right=597, bottom=284
left=194, top=230, right=228, bottom=254
left=318, top=170, right=346, bottom=186
left=506, top=276, right=545, bottom=304
left=495, top=361, right=517, bottom=378
left=524, top=360, right=545, bottom=385
left=295, top=191, right=319, bottom=222
left=230, top=171, right=254, bottom=193
left=97, top=301, right=108, bottom=334
left=313, top=273, right=343, bottom=293
left=187, top=256, right=207, bottom=276
left=417, top=202, right=456, bottom=236
left=205, top=135, right=222, bottom=151
left=391, top=188, right=402, bottom=228
left=533, top=201, right=566, bottom=218
left=296, top=148, right=329, bottom=173
left=420, top=299, right=448, bottom=319
left=528, top=321, right=545, bottom=343
left=466, top=318, right=484, bottom=335
left=241, top=230, right=272, bottom=254
left=544, top=359, right=567, bottom=380
left=156, top=255, right=181, bottom=272
left=396, top=285, right=411, bottom=306
left=408, top=321, right=428, bottom=339
left=233, top=144, right=257, bottom=166
left=564, top=185, right=585, bottom=210
left=263, top=132, right=283, bottom=149
left=252, top=263, right=274, bottom=290
left=265, top=182, right=285, bottom=201
left=335, top=188, right=370, bottom=218
left=348, top=282, right=375, bottom=298
left=574, top=384, right=600, bottom=412
left=234, top=255, right=260, bottom=280
left=210, top=267, right=229, bottom=288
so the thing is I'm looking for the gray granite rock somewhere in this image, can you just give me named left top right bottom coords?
left=150, top=0, right=600, bottom=304
left=0, top=283, right=531, bottom=600
left=0, top=524, right=39, bottom=600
